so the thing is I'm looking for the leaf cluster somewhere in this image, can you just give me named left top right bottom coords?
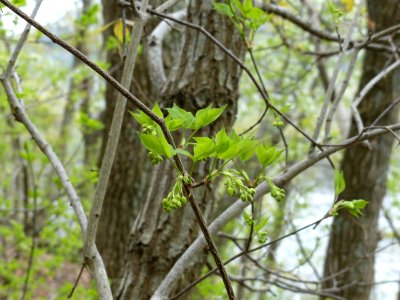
left=132, top=103, right=284, bottom=212
left=213, top=0, right=269, bottom=45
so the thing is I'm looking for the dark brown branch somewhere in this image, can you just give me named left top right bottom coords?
left=68, top=264, right=86, bottom=298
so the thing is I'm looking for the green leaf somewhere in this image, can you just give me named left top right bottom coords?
left=193, top=137, right=216, bottom=161
left=165, top=116, right=184, bottom=131
left=233, top=0, right=244, bottom=14
left=328, top=1, right=344, bottom=24
left=80, top=112, right=104, bottom=133
left=139, top=133, right=175, bottom=158
left=239, top=149, right=254, bottom=162
left=175, top=148, right=193, bottom=159
left=255, top=216, right=268, bottom=232
left=76, top=4, right=100, bottom=26
left=130, top=110, right=153, bottom=126
left=246, top=7, right=268, bottom=29
left=243, top=0, right=253, bottom=12
left=218, top=138, right=258, bottom=161
left=214, top=128, right=231, bottom=155
left=334, top=170, right=346, bottom=195
left=194, top=105, right=227, bottom=130
left=131, top=103, right=164, bottom=127
left=152, top=103, right=163, bottom=117
left=11, top=0, right=26, bottom=6
left=256, top=144, right=282, bottom=167
left=166, top=104, right=195, bottom=129
left=330, top=199, right=368, bottom=218
left=213, top=2, right=234, bottom=18
left=243, top=211, right=253, bottom=226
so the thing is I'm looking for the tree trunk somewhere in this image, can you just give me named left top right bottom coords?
left=96, top=0, right=154, bottom=286
left=322, top=1, right=400, bottom=299
left=115, top=1, right=245, bottom=299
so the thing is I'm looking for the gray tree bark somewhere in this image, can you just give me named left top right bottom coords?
left=96, top=0, right=154, bottom=287
left=97, top=0, right=245, bottom=298
left=322, top=1, right=400, bottom=299
left=114, top=1, right=246, bottom=299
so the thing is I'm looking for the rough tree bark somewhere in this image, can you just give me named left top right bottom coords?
left=96, top=0, right=154, bottom=286
left=322, top=1, right=400, bottom=299
left=97, top=0, right=245, bottom=297
left=113, top=1, right=246, bottom=299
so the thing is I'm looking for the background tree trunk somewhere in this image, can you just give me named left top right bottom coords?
left=115, top=1, right=246, bottom=299
left=322, top=1, right=400, bottom=299
left=96, top=0, right=154, bottom=287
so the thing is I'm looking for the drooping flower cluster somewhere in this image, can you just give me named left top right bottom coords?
left=265, top=177, right=285, bottom=202
left=162, top=192, right=187, bottom=212
left=162, top=175, right=188, bottom=212
left=222, top=170, right=256, bottom=202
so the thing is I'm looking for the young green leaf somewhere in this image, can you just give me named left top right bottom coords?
left=334, top=170, right=346, bottom=195
left=330, top=199, right=368, bottom=218
left=245, top=7, right=268, bottom=29
left=256, top=144, right=282, bottom=167
left=218, top=138, right=258, bottom=161
left=239, top=148, right=255, bottom=162
left=194, top=105, right=227, bottom=130
left=175, top=148, right=193, bottom=159
left=243, top=0, right=253, bottom=12
left=213, top=2, right=234, bottom=18
left=139, top=133, right=175, bottom=158
left=214, top=128, right=231, bottom=155
left=130, top=110, right=153, bottom=126
left=193, top=137, right=216, bottom=161
left=165, top=115, right=184, bottom=131
left=243, top=211, right=253, bottom=226
left=233, top=0, right=244, bottom=14
left=152, top=102, right=163, bottom=117
left=254, top=216, right=268, bottom=232
left=165, top=104, right=195, bottom=129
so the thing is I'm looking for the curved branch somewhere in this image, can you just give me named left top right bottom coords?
left=260, top=3, right=340, bottom=42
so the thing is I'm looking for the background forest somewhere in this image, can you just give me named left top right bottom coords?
left=0, top=0, right=399, bottom=299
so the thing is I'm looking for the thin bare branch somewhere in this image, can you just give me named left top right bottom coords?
left=310, top=1, right=362, bottom=151
left=324, top=49, right=360, bottom=142
left=351, top=59, right=400, bottom=133
left=155, top=0, right=182, bottom=13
